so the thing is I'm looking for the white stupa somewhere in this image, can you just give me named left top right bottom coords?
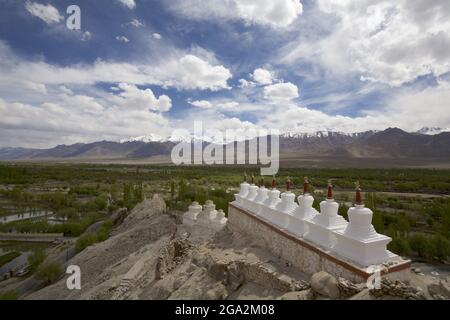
left=252, top=178, right=269, bottom=215
left=271, top=177, right=297, bottom=228
left=285, top=177, right=318, bottom=236
left=233, top=174, right=250, bottom=207
left=260, top=176, right=281, bottom=221
left=183, top=201, right=203, bottom=225
left=332, top=184, right=396, bottom=267
left=211, top=209, right=227, bottom=230
left=242, top=175, right=259, bottom=211
left=197, top=200, right=218, bottom=224
left=304, top=181, right=348, bottom=250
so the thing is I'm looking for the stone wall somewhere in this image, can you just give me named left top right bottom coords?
left=228, top=204, right=410, bottom=283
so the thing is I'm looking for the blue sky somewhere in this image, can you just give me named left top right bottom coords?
left=0, top=0, right=449, bottom=147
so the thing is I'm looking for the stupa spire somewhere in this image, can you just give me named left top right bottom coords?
left=286, top=177, right=291, bottom=192
left=303, top=176, right=309, bottom=194
left=355, top=181, right=363, bottom=205
left=327, top=179, right=333, bottom=199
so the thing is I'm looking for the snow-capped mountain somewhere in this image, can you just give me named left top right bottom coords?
left=120, top=130, right=384, bottom=144
left=415, top=127, right=450, bottom=135
left=120, top=134, right=166, bottom=143
left=1, top=128, right=449, bottom=161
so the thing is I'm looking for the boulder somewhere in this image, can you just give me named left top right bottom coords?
left=310, top=271, right=340, bottom=299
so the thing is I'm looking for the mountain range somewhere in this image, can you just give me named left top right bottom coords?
left=0, top=127, right=449, bottom=162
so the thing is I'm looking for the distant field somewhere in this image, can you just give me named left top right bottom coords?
left=4, top=155, right=450, bottom=169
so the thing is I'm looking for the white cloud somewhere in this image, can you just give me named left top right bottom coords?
left=117, top=0, right=136, bottom=10
left=188, top=100, right=213, bottom=109
left=0, top=42, right=232, bottom=91
left=169, top=0, right=303, bottom=28
left=153, top=33, right=162, bottom=40
left=59, top=86, right=73, bottom=95
left=0, top=78, right=175, bottom=148
left=216, top=101, right=240, bottom=110
left=366, top=81, right=450, bottom=131
left=263, top=82, right=299, bottom=101
left=81, top=31, right=92, bottom=41
left=130, top=19, right=144, bottom=27
left=281, top=0, right=450, bottom=86
left=252, top=68, right=273, bottom=85
left=238, top=78, right=255, bottom=88
left=159, top=54, right=232, bottom=91
left=113, top=83, right=172, bottom=112
left=115, top=35, right=130, bottom=43
left=22, top=81, right=47, bottom=94
left=25, top=1, right=63, bottom=25
left=187, top=99, right=242, bottom=111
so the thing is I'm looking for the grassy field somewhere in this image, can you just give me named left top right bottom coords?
left=0, top=163, right=449, bottom=263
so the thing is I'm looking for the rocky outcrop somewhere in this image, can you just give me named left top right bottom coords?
left=369, top=279, right=427, bottom=300
left=428, top=282, right=450, bottom=300
left=310, top=271, right=340, bottom=299
left=22, top=196, right=448, bottom=301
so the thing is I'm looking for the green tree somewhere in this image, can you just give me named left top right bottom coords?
left=388, top=237, right=410, bottom=256
left=372, top=211, right=384, bottom=233
left=429, top=235, right=450, bottom=261
left=28, top=250, right=47, bottom=272
left=408, top=234, right=430, bottom=258
left=36, top=262, right=62, bottom=285
left=396, top=216, right=411, bottom=238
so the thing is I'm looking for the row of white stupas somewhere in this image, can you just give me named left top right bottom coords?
left=183, top=200, right=227, bottom=230
left=232, top=175, right=398, bottom=267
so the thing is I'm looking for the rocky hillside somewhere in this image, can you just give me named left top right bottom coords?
left=24, top=196, right=450, bottom=300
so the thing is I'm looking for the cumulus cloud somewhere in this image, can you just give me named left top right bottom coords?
left=263, top=82, right=299, bottom=101
left=117, top=0, right=136, bottom=10
left=169, top=0, right=303, bottom=28
left=0, top=42, right=233, bottom=147
left=366, top=80, right=450, bottom=131
left=159, top=55, right=232, bottom=91
left=238, top=78, right=255, bottom=88
left=115, top=35, right=130, bottom=43
left=188, top=100, right=213, bottom=109
left=281, top=0, right=450, bottom=86
left=0, top=95, right=170, bottom=148
left=113, top=83, right=172, bottom=112
left=25, top=1, right=63, bottom=25
left=0, top=42, right=232, bottom=91
left=252, top=68, right=273, bottom=85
